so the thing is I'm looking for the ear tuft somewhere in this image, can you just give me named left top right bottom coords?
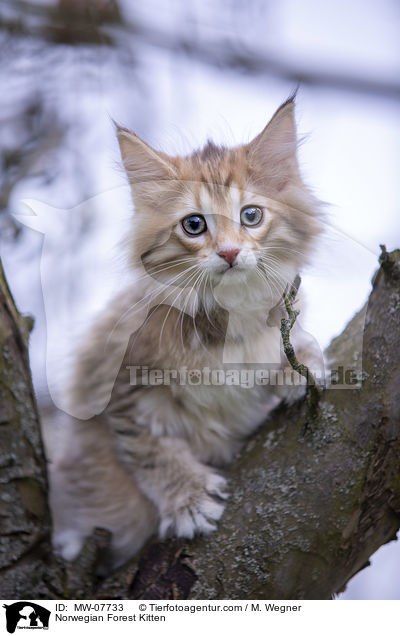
left=249, top=98, right=297, bottom=154
left=117, top=127, right=177, bottom=185
left=247, top=98, right=299, bottom=189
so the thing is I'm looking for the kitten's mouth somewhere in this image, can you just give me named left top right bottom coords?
left=217, top=263, right=247, bottom=279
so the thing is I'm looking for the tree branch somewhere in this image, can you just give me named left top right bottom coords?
left=2, top=0, right=400, bottom=100
left=0, top=260, right=64, bottom=598
left=1, top=249, right=400, bottom=599
left=98, top=248, right=400, bottom=599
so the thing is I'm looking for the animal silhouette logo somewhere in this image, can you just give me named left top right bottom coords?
left=3, top=602, right=50, bottom=633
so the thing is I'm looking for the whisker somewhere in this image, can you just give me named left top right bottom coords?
left=257, top=261, right=285, bottom=297
left=177, top=268, right=209, bottom=354
left=191, top=270, right=211, bottom=355
left=256, top=259, right=293, bottom=298
left=259, top=245, right=307, bottom=258
left=158, top=266, right=202, bottom=348
left=131, top=257, right=199, bottom=280
left=257, top=254, right=297, bottom=281
left=202, top=273, right=219, bottom=333
left=175, top=269, right=206, bottom=352
left=105, top=264, right=200, bottom=349
left=255, top=265, right=275, bottom=301
left=127, top=268, right=201, bottom=358
left=131, top=255, right=198, bottom=268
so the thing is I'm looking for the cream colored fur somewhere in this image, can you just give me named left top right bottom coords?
left=50, top=98, right=322, bottom=569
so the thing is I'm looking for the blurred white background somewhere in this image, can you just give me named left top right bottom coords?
left=0, top=0, right=399, bottom=598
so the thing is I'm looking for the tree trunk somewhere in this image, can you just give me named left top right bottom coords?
left=1, top=249, right=399, bottom=600
left=0, top=261, right=63, bottom=597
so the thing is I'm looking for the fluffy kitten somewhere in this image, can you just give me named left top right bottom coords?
left=50, top=96, right=322, bottom=569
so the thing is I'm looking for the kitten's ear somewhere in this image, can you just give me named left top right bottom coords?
left=117, top=127, right=177, bottom=184
left=247, top=97, right=299, bottom=188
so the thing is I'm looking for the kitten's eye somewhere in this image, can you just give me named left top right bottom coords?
left=181, top=215, right=207, bottom=236
left=240, top=206, right=263, bottom=227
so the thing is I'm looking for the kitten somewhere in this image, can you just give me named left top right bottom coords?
left=50, top=96, right=322, bottom=569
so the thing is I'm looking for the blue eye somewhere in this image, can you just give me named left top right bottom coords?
left=240, top=206, right=263, bottom=227
left=182, top=215, right=207, bottom=236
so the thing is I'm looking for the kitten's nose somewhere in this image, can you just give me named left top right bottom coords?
left=218, top=248, right=240, bottom=266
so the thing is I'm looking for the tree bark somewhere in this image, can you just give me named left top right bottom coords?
left=1, top=249, right=399, bottom=600
left=0, top=260, right=63, bottom=597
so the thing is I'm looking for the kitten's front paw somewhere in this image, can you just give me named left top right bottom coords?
left=53, top=528, right=86, bottom=561
left=159, top=472, right=228, bottom=540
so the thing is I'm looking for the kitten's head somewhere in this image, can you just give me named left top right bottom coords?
left=117, top=97, right=322, bottom=309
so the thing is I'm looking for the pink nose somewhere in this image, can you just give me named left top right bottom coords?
left=218, top=248, right=240, bottom=266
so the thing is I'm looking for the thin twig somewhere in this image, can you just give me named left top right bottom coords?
left=280, top=275, right=321, bottom=417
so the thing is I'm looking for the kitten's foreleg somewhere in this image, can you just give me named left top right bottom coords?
left=114, top=432, right=228, bottom=540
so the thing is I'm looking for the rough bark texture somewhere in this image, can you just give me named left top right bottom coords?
left=0, top=260, right=62, bottom=598
left=0, top=249, right=399, bottom=600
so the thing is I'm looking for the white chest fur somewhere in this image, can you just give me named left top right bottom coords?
left=131, top=308, right=283, bottom=464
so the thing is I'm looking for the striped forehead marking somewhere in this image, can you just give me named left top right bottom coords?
left=198, top=183, right=244, bottom=223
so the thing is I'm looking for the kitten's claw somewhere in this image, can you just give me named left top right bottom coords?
left=159, top=500, right=224, bottom=540
left=158, top=472, right=228, bottom=540
left=205, top=473, right=229, bottom=500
